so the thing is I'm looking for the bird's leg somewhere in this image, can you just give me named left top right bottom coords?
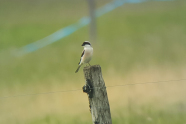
left=88, top=63, right=91, bottom=66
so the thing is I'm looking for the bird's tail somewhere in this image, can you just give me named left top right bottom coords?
left=75, top=65, right=82, bottom=73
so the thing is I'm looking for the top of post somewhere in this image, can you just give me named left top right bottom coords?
left=83, top=65, right=101, bottom=73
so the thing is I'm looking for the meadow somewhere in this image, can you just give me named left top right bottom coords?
left=0, top=0, right=186, bottom=123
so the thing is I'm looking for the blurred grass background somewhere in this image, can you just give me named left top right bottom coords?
left=0, top=0, right=186, bottom=124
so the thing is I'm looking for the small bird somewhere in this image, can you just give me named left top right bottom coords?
left=75, top=41, right=93, bottom=73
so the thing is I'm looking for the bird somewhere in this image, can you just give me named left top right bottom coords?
left=75, top=41, right=93, bottom=73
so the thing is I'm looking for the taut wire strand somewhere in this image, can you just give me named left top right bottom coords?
left=0, top=78, right=186, bottom=100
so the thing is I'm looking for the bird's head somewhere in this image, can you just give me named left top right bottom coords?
left=81, top=41, right=91, bottom=47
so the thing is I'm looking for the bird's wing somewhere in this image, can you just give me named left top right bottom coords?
left=78, top=50, right=85, bottom=65
left=81, top=50, right=85, bottom=57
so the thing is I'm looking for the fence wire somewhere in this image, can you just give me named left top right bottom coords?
left=0, top=78, right=185, bottom=100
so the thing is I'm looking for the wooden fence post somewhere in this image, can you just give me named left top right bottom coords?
left=82, top=65, right=112, bottom=124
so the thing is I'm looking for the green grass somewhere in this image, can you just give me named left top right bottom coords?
left=0, top=0, right=112, bottom=50
left=0, top=0, right=186, bottom=124
left=1, top=0, right=186, bottom=85
left=112, top=106, right=186, bottom=124
left=2, top=105, right=186, bottom=124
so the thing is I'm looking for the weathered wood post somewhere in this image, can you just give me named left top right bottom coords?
left=82, top=65, right=112, bottom=124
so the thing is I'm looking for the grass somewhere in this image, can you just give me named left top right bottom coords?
left=112, top=105, right=186, bottom=124
left=0, top=0, right=112, bottom=50
left=0, top=0, right=186, bottom=124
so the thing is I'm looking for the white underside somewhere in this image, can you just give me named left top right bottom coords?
left=79, top=45, right=93, bottom=65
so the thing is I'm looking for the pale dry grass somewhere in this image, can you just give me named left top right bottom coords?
left=1, top=66, right=186, bottom=124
